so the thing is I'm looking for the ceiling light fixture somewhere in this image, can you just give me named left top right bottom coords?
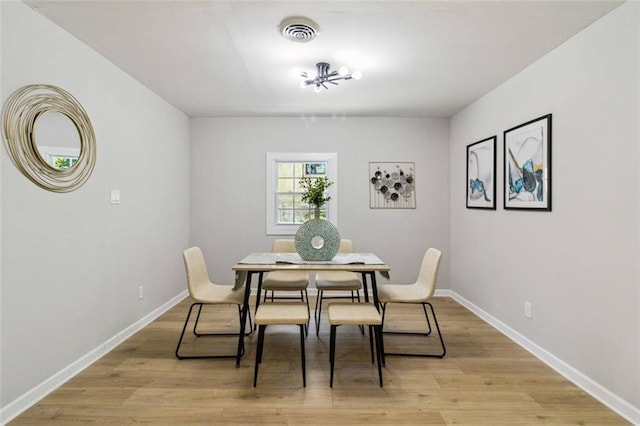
left=299, top=62, right=362, bottom=93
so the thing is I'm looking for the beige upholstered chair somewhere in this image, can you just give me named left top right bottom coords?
left=314, top=239, right=362, bottom=335
left=257, top=239, right=310, bottom=331
left=328, top=302, right=383, bottom=387
left=253, top=302, right=309, bottom=387
left=175, top=247, right=251, bottom=359
left=377, top=247, right=446, bottom=358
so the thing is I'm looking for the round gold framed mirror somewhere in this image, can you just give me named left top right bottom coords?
left=2, top=84, right=96, bottom=192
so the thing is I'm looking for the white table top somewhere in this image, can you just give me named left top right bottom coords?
left=232, top=252, right=390, bottom=289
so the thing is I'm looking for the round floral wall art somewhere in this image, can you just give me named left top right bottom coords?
left=369, top=162, right=416, bottom=209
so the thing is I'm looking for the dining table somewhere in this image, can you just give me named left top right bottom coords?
left=231, top=252, right=390, bottom=367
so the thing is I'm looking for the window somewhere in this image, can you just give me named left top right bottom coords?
left=38, top=146, right=80, bottom=170
left=266, top=153, right=337, bottom=235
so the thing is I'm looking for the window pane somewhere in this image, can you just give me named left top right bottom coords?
left=277, top=194, right=294, bottom=209
left=293, top=162, right=304, bottom=177
left=278, top=162, right=294, bottom=177
left=294, top=209, right=311, bottom=224
left=277, top=209, right=294, bottom=224
left=278, top=178, right=294, bottom=192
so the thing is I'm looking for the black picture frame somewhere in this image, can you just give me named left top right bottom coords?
left=503, top=114, right=552, bottom=211
left=466, top=136, right=496, bottom=210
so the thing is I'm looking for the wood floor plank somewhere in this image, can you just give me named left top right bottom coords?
left=9, top=296, right=629, bottom=425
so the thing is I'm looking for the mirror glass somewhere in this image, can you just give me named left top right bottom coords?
left=34, top=111, right=81, bottom=170
left=311, top=235, right=325, bottom=249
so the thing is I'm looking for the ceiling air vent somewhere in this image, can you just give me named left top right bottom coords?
left=278, top=17, right=319, bottom=43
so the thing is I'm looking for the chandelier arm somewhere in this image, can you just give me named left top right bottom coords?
left=325, top=75, right=348, bottom=83
left=299, top=62, right=360, bottom=90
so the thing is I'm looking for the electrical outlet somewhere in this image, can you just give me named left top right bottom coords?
left=524, top=301, right=532, bottom=319
left=138, top=286, right=144, bottom=300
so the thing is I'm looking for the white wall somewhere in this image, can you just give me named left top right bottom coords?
left=1, top=1, right=190, bottom=411
left=450, top=1, right=639, bottom=411
left=2, top=0, right=637, bottom=422
left=190, top=117, right=450, bottom=287
left=0, top=0, right=4, bottom=416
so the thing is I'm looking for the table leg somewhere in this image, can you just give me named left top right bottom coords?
left=360, top=272, right=370, bottom=303
left=369, top=271, right=386, bottom=366
left=254, top=272, right=264, bottom=331
left=236, top=271, right=254, bottom=367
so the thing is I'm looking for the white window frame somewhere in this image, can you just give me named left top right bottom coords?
left=266, top=152, right=338, bottom=235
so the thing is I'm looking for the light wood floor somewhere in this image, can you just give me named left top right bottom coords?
left=11, top=296, right=628, bottom=425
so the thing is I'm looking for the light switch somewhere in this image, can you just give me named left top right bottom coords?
left=110, top=190, right=121, bottom=204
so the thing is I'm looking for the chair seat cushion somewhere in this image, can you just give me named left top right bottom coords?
left=255, top=303, right=309, bottom=325
left=316, top=280, right=362, bottom=292
left=262, top=270, right=309, bottom=290
left=377, top=282, right=429, bottom=304
left=191, top=283, right=245, bottom=305
left=328, top=303, right=382, bottom=326
left=316, top=271, right=362, bottom=291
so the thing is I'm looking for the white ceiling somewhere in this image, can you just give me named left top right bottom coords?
left=26, top=1, right=622, bottom=118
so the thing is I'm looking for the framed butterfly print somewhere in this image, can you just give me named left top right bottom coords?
left=503, top=114, right=552, bottom=211
left=466, top=136, right=496, bottom=209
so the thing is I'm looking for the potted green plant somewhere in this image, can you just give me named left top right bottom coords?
left=299, top=176, right=334, bottom=220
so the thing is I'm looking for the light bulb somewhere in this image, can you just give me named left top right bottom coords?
left=352, top=70, right=362, bottom=80
left=300, top=81, right=307, bottom=89
left=314, top=85, right=322, bottom=93
left=338, top=66, right=349, bottom=76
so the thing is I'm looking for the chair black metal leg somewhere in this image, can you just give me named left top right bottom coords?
left=303, top=290, right=310, bottom=336
left=315, top=291, right=325, bottom=336
left=314, top=290, right=321, bottom=336
left=426, top=302, right=446, bottom=358
left=253, top=325, right=266, bottom=387
left=191, top=305, right=251, bottom=338
left=381, top=302, right=446, bottom=358
left=175, top=303, right=199, bottom=359
left=368, top=325, right=375, bottom=364
left=176, top=302, right=245, bottom=360
left=422, top=303, right=432, bottom=336
left=238, top=305, right=253, bottom=337
left=300, top=324, right=306, bottom=387
left=357, top=293, right=365, bottom=336
left=329, top=324, right=337, bottom=387
left=192, top=304, right=204, bottom=335
left=374, top=325, right=384, bottom=387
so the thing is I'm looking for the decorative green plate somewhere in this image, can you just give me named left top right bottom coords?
left=295, top=219, right=340, bottom=261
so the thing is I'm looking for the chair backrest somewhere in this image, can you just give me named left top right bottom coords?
left=272, top=239, right=296, bottom=252
left=416, top=248, right=442, bottom=299
left=183, top=247, right=210, bottom=296
left=272, top=238, right=353, bottom=253
left=337, top=239, right=354, bottom=253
